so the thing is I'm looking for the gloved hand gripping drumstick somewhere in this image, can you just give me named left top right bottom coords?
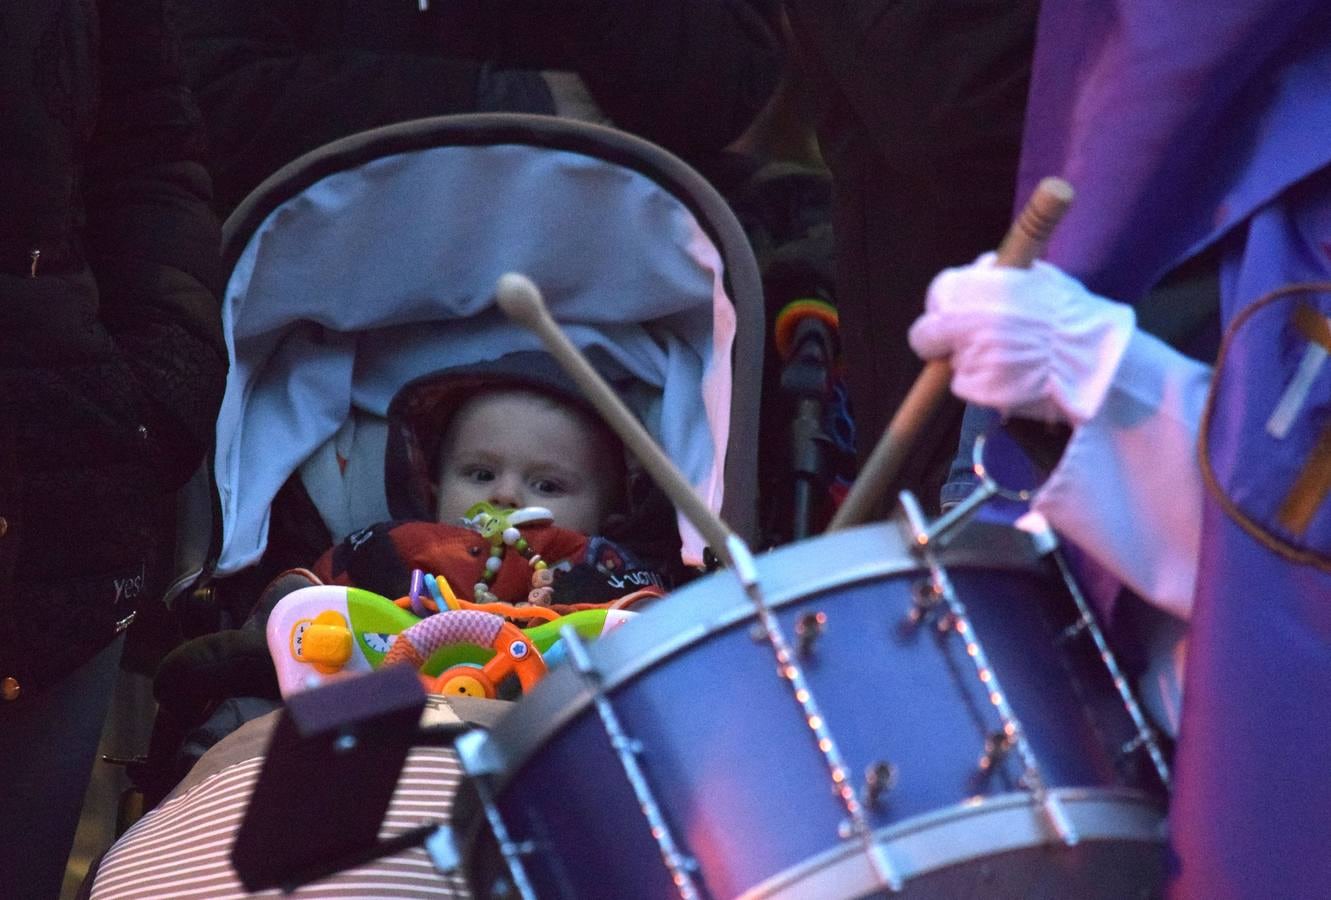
left=830, top=176, right=1092, bottom=530
left=826, top=176, right=1206, bottom=627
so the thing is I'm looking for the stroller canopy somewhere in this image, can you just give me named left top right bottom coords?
left=205, top=114, right=763, bottom=581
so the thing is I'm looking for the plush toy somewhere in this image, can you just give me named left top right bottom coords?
left=311, top=503, right=666, bottom=614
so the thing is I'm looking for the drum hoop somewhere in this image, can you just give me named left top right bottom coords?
left=738, top=787, right=1167, bottom=900
left=474, top=520, right=1055, bottom=789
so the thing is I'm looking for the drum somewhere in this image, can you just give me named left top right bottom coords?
left=453, top=519, right=1170, bottom=899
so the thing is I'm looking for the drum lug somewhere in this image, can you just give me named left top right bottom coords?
left=795, top=611, right=827, bottom=657
left=863, top=760, right=898, bottom=809
left=899, top=578, right=942, bottom=636
left=933, top=610, right=959, bottom=635
left=502, top=841, right=537, bottom=859
left=1055, top=612, right=1095, bottom=645
left=971, top=730, right=1015, bottom=792
left=1119, top=731, right=1152, bottom=758
left=612, top=736, right=645, bottom=756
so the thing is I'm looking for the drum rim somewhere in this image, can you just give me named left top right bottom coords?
left=738, top=786, right=1168, bottom=899
left=455, top=785, right=1168, bottom=899
left=469, top=519, right=1057, bottom=788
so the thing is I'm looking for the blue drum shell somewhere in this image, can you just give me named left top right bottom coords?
left=461, top=521, right=1168, bottom=899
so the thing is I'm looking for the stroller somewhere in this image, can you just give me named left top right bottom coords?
left=92, top=115, right=1173, bottom=900
left=125, top=112, right=767, bottom=820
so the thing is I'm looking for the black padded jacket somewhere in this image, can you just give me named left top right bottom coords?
left=425, top=0, right=784, bottom=157
left=0, top=0, right=228, bottom=702
left=170, top=0, right=784, bottom=216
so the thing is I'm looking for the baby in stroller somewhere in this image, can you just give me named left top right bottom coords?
left=272, top=351, right=678, bottom=704
left=312, top=348, right=676, bottom=619
left=83, top=113, right=763, bottom=897
left=86, top=353, right=678, bottom=899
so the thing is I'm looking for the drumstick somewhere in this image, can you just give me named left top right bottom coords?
left=501, top=278, right=919, bottom=884
left=827, top=176, right=1075, bottom=531
left=495, top=273, right=739, bottom=567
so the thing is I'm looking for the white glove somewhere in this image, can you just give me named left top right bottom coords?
left=909, top=253, right=1137, bottom=424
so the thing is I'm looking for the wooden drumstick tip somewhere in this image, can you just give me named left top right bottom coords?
left=495, top=272, right=548, bottom=328
left=1035, top=176, right=1075, bottom=205
left=996, top=176, right=1076, bottom=269
left=1018, top=177, right=1075, bottom=239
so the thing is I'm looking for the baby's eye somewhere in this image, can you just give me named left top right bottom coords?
left=463, top=466, right=496, bottom=483
left=531, top=477, right=568, bottom=496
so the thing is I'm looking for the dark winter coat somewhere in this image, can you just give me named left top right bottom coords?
left=170, top=0, right=557, bottom=216
left=170, top=0, right=783, bottom=216
left=425, top=0, right=784, bottom=156
left=785, top=0, right=1039, bottom=502
left=0, top=0, right=228, bottom=702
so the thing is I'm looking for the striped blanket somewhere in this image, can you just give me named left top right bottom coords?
left=89, top=696, right=508, bottom=899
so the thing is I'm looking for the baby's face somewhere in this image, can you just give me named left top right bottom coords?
left=436, top=390, right=616, bottom=534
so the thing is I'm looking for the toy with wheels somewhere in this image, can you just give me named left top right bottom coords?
left=266, top=583, right=633, bottom=698
left=266, top=584, right=412, bottom=696
left=383, top=609, right=546, bottom=699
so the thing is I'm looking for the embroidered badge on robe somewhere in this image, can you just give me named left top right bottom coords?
left=1200, top=282, right=1331, bottom=567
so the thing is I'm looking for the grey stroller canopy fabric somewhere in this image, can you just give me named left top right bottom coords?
left=191, top=114, right=763, bottom=590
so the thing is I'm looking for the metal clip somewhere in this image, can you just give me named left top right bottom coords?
left=455, top=729, right=502, bottom=776
left=863, top=761, right=898, bottom=809
left=972, top=731, right=1014, bottom=791
left=1119, top=732, right=1151, bottom=758
left=933, top=610, right=959, bottom=635
left=612, top=736, right=644, bottom=756
left=895, top=490, right=931, bottom=553
left=795, top=611, right=827, bottom=658
left=1055, top=613, right=1094, bottom=645
left=899, top=578, right=941, bottom=636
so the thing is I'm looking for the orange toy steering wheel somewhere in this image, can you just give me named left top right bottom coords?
left=382, top=609, right=547, bottom=699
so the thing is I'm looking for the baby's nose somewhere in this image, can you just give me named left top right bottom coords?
left=488, top=474, right=525, bottom=509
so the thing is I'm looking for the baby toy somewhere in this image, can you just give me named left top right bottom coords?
left=266, top=582, right=635, bottom=699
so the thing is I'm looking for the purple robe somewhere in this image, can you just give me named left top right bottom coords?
left=1017, top=2, right=1331, bottom=894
